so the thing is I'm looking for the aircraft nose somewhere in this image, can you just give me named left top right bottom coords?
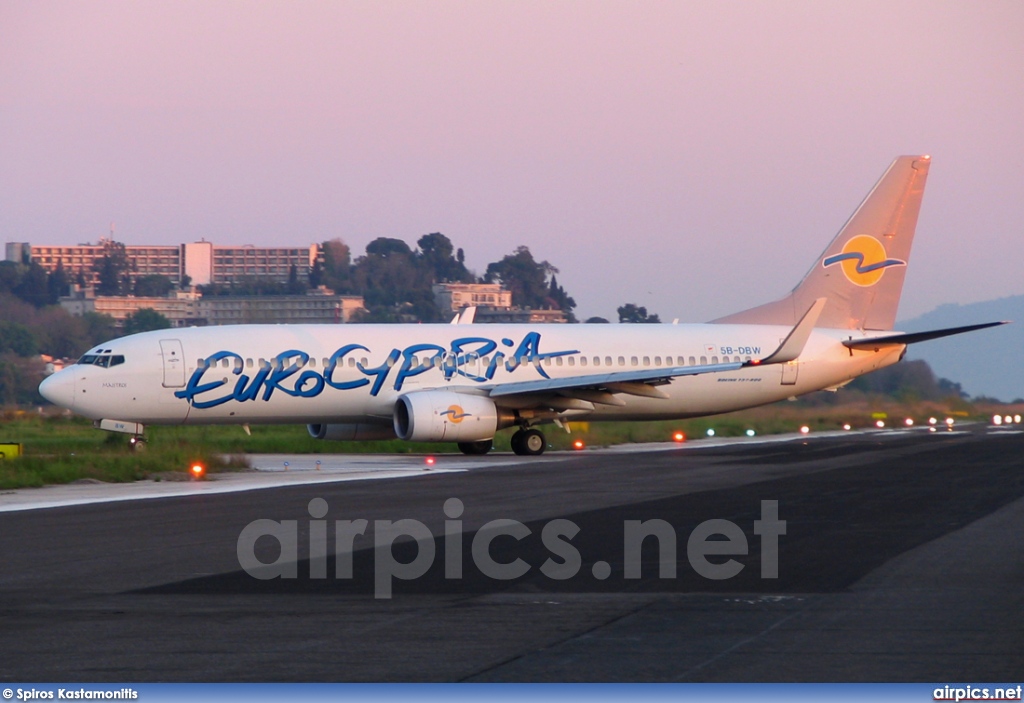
left=39, top=371, right=75, bottom=410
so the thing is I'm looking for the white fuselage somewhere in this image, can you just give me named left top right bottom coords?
left=41, top=323, right=904, bottom=427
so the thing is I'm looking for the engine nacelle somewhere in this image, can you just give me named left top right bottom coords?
left=307, top=423, right=397, bottom=441
left=394, top=391, right=507, bottom=442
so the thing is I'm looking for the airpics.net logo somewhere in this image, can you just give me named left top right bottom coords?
left=236, top=498, right=786, bottom=599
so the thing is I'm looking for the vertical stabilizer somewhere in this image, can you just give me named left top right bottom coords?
left=713, top=155, right=931, bottom=330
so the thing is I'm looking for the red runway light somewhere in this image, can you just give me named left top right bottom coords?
left=673, top=431, right=685, bottom=443
left=425, top=456, right=436, bottom=466
left=190, top=463, right=205, bottom=479
left=573, top=439, right=585, bottom=450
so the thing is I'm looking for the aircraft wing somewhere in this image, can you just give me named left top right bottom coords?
left=842, top=321, right=1009, bottom=350
left=482, top=298, right=826, bottom=401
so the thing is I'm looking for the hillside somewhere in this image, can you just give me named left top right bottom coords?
left=899, top=295, right=1023, bottom=402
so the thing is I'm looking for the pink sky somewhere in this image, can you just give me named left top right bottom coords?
left=2, top=1, right=1022, bottom=321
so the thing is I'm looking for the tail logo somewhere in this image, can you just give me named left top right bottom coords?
left=822, top=234, right=906, bottom=287
left=441, top=405, right=471, bottom=423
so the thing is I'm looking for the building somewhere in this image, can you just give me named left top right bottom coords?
left=473, top=307, right=568, bottom=324
left=60, top=288, right=204, bottom=328
left=432, top=282, right=567, bottom=323
left=432, top=283, right=512, bottom=313
left=198, top=288, right=365, bottom=325
left=6, top=240, right=317, bottom=288
left=60, top=286, right=365, bottom=328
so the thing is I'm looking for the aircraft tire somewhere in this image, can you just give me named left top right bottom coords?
left=457, top=439, right=493, bottom=456
left=511, top=429, right=545, bottom=456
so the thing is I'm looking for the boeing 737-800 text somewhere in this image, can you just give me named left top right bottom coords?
left=38, top=156, right=1006, bottom=455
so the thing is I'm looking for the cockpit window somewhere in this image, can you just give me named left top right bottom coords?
left=76, top=353, right=125, bottom=368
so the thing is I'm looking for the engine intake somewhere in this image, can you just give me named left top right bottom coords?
left=394, top=391, right=507, bottom=442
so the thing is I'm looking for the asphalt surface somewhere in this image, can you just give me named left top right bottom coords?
left=1, top=426, right=1022, bottom=681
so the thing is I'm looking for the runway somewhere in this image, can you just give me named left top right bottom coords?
left=1, top=425, right=1022, bottom=681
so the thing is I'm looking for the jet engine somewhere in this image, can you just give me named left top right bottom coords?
left=307, top=423, right=397, bottom=441
left=393, top=391, right=511, bottom=442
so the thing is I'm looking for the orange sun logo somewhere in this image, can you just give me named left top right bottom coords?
left=822, top=234, right=906, bottom=287
left=441, top=405, right=470, bottom=423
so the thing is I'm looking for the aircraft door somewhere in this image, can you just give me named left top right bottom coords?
left=781, top=360, right=799, bottom=385
left=160, top=339, right=186, bottom=388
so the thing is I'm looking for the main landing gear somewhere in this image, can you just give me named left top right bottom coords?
left=455, top=428, right=547, bottom=456
left=457, top=439, right=493, bottom=456
left=510, top=428, right=546, bottom=456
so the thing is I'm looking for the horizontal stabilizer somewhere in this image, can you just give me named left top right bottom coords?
left=842, top=321, right=1010, bottom=350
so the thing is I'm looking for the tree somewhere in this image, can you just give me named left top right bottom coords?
left=484, top=246, right=557, bottom=309
left=0, top=261, right=22, bottom=294
left=0, top=321, right=37, bottom=356
left=13, top=263, right=50, bottom=307
left=133, top=274, right=174, bottom=297
left=123, top=308, right=171, bottom=335
left=585, top=316, right=610, bottom=323
left=287, top=264, right=307, bottom=294
left=617, top=303, right=661, bottom=323
left=47, top=260, right=70, bottom=303
left=320, top=239, right=353, bottom=293
left=417, top=232, right=474, bottom=284
left=93, top=241, right=131, bottom=296
left=81, top=313, right=118, bottom=349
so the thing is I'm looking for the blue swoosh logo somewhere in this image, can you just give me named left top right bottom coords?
left=822, top=252, right=906, bottom=273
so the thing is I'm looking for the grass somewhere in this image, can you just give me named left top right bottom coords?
left=1, top=397, right=1020, bottom=489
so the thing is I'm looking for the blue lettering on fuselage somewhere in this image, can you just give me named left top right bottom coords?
left=173, top=333, right=578, bottom=409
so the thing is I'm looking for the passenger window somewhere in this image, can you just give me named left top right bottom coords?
left=734, top=356, right=741, bottom=363
left=309, top=358, right=316, bottom=368
left=605, top=356, right=612, bottom=366
left=222, top=358, right=230, bottom=369
left=630, top=356, right=638, bottom=366
left=519, top=356, right=529, bottom=364
left=259, top=359, right=269, bottom=369
left=481, top=356, right=490, bottom=367
left=247, top=358, right=254, bottom=368
left=618, top=356, right=625, bottom=366
left=700, top=356, right=707, bottom=365
left=689, top=356, right=696, bottom=365
left=507, top=357, right=519, bottom=369
left=196, top=358, right=204, bottom=368
left=234, top=358, right=243, bottom=371
left=643, top=356, right=650, bottom=366
left=555, top=357, right=563, bottom=366
left=411, top=355, right=419, bottom=367
left=712, top=356, right=719, bottom=364
left=544, top=358, right=551, bottom=366
left=348, top=358, right=356, bottom=367
left=580, top=357, right=587, bottom=367
left=567, top=357, right=575, bottom=367
left=654, top=356, right=661, bottom=366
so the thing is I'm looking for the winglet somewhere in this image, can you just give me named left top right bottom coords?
left=748, top=298, right=827, bottom=366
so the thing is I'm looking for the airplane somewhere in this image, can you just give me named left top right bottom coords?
left=39, top=155, right=1007, bottom=456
